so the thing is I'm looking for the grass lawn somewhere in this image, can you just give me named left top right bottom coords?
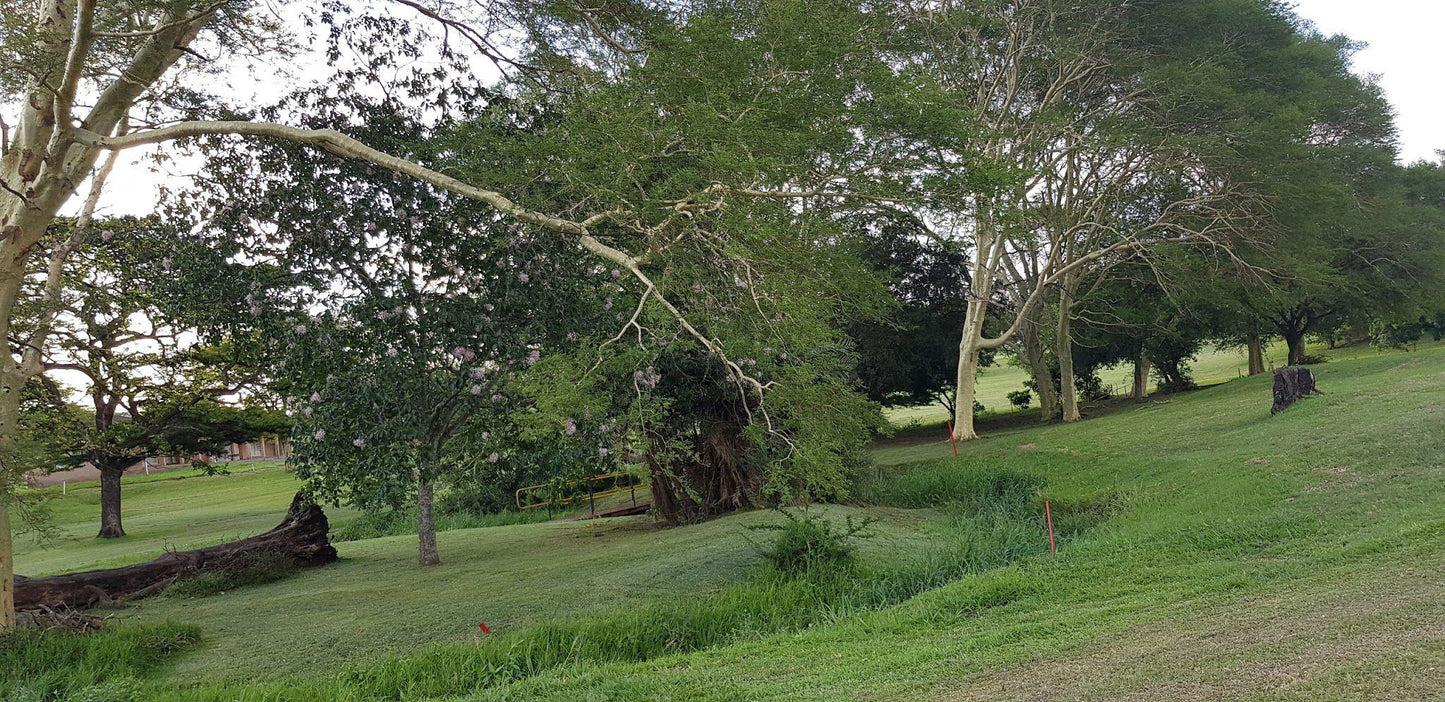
left=127, top=503, right=951, bottom=682
left=459, top=340, right=1443, bottom=701
left=13, top=462, right=353, bottom=576
left=885, top=340, right=1295, bottom=426
left=8, top=339, right=1443, bottom=700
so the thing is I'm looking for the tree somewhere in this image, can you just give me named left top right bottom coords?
left=0, top=0, right=904, bottom=628
left=18, top=217, right=279, bottom=538
left=847, top=211, right=977, bottom=417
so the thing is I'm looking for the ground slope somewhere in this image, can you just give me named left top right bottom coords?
left=461, top=343, right=1445, bottom=701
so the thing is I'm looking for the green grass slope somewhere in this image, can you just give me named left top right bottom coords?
left=128, top=504, right=949, bottom=682
left=456, top=342, right=1445, bottom=700
left=10, top=341, right=1441, bottom=701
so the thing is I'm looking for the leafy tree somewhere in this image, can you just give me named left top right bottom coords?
left=847, top=211, right=976, bottom=417
left=21, top=217, right=279, bottom=538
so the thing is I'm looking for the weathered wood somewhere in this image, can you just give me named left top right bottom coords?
left=1271, top=367, right=1319, bottom=415
left=15, top=493, right=336, bottom=611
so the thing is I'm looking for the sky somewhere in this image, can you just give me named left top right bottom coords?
left=1291, top=0, right=1445, bottom=163
left=74, top=1, right=1445, bottom=216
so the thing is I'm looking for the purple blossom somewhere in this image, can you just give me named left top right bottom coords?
left=353, top=438, right=366, bottom=448
left=481, top=432, right=489, bottom=441
left=310, top=392, right=322, bottom=403
left=564, top=419, right=577, bottom=436
left=386, top=346, right=399, bottom=358
left=313, top=429, right=326, bottom=441
left=598, top=447, right=609, bottom=457
left=453, top=347, right=476, bottom=362
left=526, top=349, right=541, bottom=366
left=470, top=384, right=483, bottom=395
left=488, top=452, right=499, bottom=463
left=599, top=424, right=610, bottom=434
left=605, top=298, right=614, bottom=310
left=610, top=269, right=621, bottom=279
left=483, top=303, right=494, bottom=312
left=294, top=324, right=308, bottom=334
left=518, top=272, right=530, bottom=283
left=469, top=367, right=486, bottom=380
left=302, top=407, right=313, bottom=417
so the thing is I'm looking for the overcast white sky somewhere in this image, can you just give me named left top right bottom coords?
left=1292, top=0, right=1445, bottom=163
left=90, top=1, right=1445, bottom=216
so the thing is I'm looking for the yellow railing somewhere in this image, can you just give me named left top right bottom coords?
left=515, top=472, right=645, bottom=515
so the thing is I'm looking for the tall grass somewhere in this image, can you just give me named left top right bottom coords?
left=0, top=622, right=199, bottom=702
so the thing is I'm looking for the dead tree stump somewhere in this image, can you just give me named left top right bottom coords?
left=15, top=493, right=336, bottom=611
left=1271, top=367, right=1319, bottom=415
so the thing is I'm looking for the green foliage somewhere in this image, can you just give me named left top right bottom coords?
left=748, top=509, right=873, bottom=576
left=1006, top=389, right=1032, bottom=410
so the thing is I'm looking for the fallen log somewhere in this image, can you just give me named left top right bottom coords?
left=1271, top=366, right=1320, bottom=415
left=16, top=493, right=336, bottom=611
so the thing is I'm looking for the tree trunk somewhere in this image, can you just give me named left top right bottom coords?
left=0, top=365, right=25, bottom=633
left=952, top=297, right=988, bottom=442
left=1132, top=350, right=1151, bottom=402
left=416, top=474, right=440, bottom=566
left=1247, top=334, right=1265, bottom=376
left=1, top=496, right=13, bottom=632
left=1056, top=285, right=1081, bottom=423
left=1020, top=309, right=1059, bottom=421
left=98, top=465, right=127, bottom=539
left=1284, top=331, right=1307, bottom=366
left=16, top=493, right=336, bottom=611
left=1271, top=367, right=1319, bottom=415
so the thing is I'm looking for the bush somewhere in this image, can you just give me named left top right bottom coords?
left=1006, top=389, right=1032, bottom=410
left=749, top=509, right=872, bottom=575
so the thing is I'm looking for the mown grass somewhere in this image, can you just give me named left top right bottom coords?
left=13, top=462, right=353, bottom=576
left=8, top=339, right=1442, bottom=701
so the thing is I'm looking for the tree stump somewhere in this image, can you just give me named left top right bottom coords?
left=1271, top=367, right=1319, bottom=415
left=15, top=493, right=336, bottom=611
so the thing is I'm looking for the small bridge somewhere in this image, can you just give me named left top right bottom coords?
left=515, top=472, right=651, bottom=519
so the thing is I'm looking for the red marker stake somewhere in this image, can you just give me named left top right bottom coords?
left=1044, top=499, right=1056, bottom=557
left=478, top=622, right=491, bottom=636
left=946, top=421, right=959, bottom=457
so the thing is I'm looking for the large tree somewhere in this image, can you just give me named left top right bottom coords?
left=20, top=217, right=282, bottom=537
left=0, top=0, right=893, bottom=629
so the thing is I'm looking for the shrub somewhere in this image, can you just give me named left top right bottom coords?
left=749, top=509, right=873, bottom=575
left=1006, top=389, right=1032, bottom=410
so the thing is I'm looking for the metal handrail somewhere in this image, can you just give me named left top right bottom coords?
left=514, top=472, right=642, bottom=514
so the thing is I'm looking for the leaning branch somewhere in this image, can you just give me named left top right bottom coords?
left=77, top=121, right=765, bottom=396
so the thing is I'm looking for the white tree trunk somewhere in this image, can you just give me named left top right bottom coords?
left=1056, top=282, right=1081, bottom=423
left=953, top=300, right=987, bottom=442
